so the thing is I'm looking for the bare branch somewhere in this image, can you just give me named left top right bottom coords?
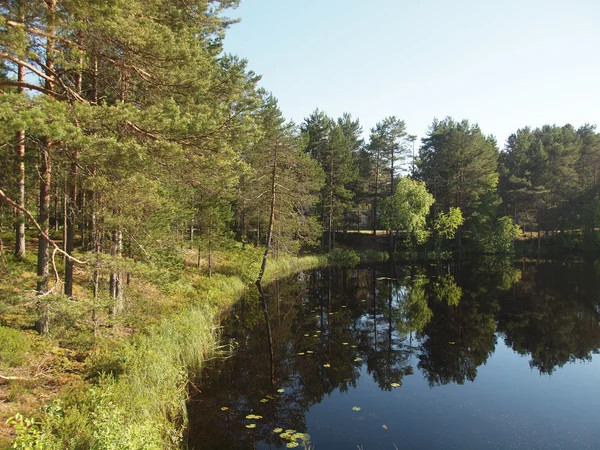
left=0, top=188, right=86, bottom=265
left=39, top=247, right=60, bottom=298
left=5, top=20, right=82, bottom=48
left=0, top=81, right=66, bottom=98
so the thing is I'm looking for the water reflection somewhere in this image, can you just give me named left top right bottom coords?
left=187, top=257, right=600, bottom=449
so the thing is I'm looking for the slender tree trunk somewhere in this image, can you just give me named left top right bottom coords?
left=62, top=174, right=67, bottom=260
left=109, top=227, right=123, bottom=315
left=53, top=182, right=59, bottom=232
left=256, top=141, right=278, bottom=286
left=373, top=149, right=380, bottom=235
left=36, top=139, right=52, bottom=296
left=190, top=220, right=194, bottom=248
left=328, top=146, right=334, bottom=252
left=80, top=189, right=86, bottom=249
left=64, top=151, right=78, bottom=296
left=14, top=28, right=26, bottom=258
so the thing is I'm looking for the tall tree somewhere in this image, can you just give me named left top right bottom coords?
left=419, top=117, right=499, bottom=248
left=302, top=111, right=357, bottom=249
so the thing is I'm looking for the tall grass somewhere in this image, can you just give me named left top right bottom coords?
left=10, top=253, right=325, bottom=449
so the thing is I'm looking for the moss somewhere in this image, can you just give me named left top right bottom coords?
left=0, top=326, right=31, bottom=368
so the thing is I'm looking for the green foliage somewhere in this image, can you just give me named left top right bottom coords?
left=0, top=325, right=30, bottom=367
left=327, top=249, right=360, bottom=267
left=419, top=117, right=499, bottom=217
left=472, top=215, right=522, bottom=254
left=380, top=177, right=434, bottom=247
left=434, top=207, right=464, bottom=240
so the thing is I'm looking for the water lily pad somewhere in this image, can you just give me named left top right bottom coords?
left=246, top=414, right=256, bottom=419
left=341, top=305, right=347, bottom=308
left=260, top=398, right=269, bottom=403
left=279, top=432, right=292, bottom=439
left=277, top=388, right=285, bottom=393
left=273, top=427, right=283, bottom=433
left=220, top=406, right=229, bottom=411
left=297, top=352, right=305, bottom=356
left=313, top=334, right=318, bottom=337
left=304, top=333, right=309, bottom=337
left=342, top=342, right=349, bottom=345
left=449, top=341, right=456, bottom=345
left=246, top=423, right=256, bottom=429
left=382, top=424, right=388, bottom=430
left=285, top=429, right=296, bottom=434
left=352, top=406, right=361, bottom=411
left=306, top=350, right=313, bottom=354
left=286, top=442, right=299, bottom=448
left=323, top=363, right=331, bottom=368
left=316, top=330, right=322, bottom=334
left=351, top=345, right=357, bottom=348
left=354, top=357, right=363, bottom=362
left=391, top=383, right=400, bottom=388
left=298, top=432, right=311, bottom=441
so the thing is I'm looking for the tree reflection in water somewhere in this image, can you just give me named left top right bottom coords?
left=187, top=256, right=600, bottom=449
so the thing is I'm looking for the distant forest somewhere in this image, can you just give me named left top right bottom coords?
left=1, top=0, right=599, bottom=299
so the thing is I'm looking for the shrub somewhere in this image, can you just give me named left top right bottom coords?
left=0, top=325, right=30, bottom=367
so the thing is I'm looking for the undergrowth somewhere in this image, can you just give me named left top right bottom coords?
left=5, top=243, right=327, bottom=449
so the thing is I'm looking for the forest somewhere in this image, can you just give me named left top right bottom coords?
left=2, top=0, right=600, bottom=299
left=1, top=0, right=599, bottom=448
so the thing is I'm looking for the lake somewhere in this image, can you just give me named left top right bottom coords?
left=187, top=257, right=600, bottom=449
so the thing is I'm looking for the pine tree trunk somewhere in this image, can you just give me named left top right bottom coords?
left=109, top=227, right=123, bottom=315
left=14, top=31, right=26, bottom=259
left=36, top=138, right=52, bottom=295
left=64, top=152, right=78, bottom=296
left=373, top=149, right=380, bottom=235
left=328, top=147, right=334, bottom=252
left=256, top=141, right=278, bottom=286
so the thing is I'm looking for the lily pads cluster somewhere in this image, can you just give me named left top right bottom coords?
left=273, top=428, right=311, bottom=448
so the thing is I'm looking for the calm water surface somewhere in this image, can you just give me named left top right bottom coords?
left=187, top=258, right=600, bottom=449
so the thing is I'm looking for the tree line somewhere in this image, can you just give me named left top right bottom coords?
left=1, top=1, right=599, bottom=310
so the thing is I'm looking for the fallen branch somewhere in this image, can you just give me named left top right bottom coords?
left=0, top=374, right=29, bottom=381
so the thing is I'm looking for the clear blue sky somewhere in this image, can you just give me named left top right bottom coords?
left=222, top=0, right=599, bottom=148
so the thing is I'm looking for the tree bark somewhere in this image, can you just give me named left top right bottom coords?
left=14, top=15, right=26, bottom=259
left=36, top=139, right=51, bottom=296
left=36, top=0, right=57, bottom=300
left=64, top=151, right=78, bottom=296
left=256, top=140, right=278, bottom=286
left=109, top=227, right=123, bottom=315
left=328, top=144, right=334, bottom=252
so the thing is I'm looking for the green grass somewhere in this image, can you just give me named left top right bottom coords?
left=7, top=247, right=326, bottom=449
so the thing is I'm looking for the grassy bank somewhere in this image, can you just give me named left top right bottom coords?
left=1, top=234, right=331, bottom=449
